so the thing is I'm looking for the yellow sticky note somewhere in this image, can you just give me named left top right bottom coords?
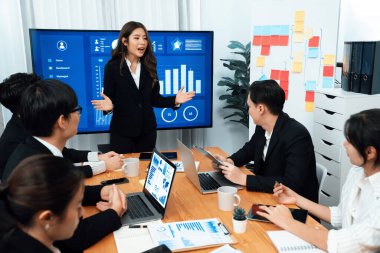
left=323, top=54, right=335, bottom=65
left=293, top=32, right=304, bottom=43
left=294, top=21, right=304, bottom=32
left=139, top=179, right=145, bottom=187
left=256, top=56, right=266, bottom=67
left=295, top=11, right=305, bottom=21
left=305, top=27, right=313, bottom=40
left=293, top=51, right=303, bottom=61
left=292, top=61, right=303, bottom=73
left=305, top=102, right=314, bottom=112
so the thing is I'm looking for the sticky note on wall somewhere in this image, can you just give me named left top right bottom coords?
left=323, top=54, right=335, bottom=65
left=256, top=57, right=266, bottom=67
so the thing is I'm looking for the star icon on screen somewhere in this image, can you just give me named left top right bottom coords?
left=171, top=38, right=183, bottom=51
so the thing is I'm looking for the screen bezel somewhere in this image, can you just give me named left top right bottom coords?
left=29, top=28, right=214, bottom=134
left=143, top=148, right=177, bottom=216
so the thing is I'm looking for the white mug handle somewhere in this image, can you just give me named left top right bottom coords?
left=233, top=194, right=241, bottom=207
left=122, top=164, right=128, bottom=173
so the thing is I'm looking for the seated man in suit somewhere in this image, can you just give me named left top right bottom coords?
left=2, top=78, right=127, bottom=252
left=215, top=79, right=319, bottom=203
left=0, top=73, right=123, bottom=179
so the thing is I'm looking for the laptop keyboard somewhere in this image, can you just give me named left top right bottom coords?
left=126, top=195, right=154, bottom=219
left=198, top=173, right=221, bottom=191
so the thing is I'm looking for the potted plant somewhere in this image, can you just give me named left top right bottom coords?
left=217, top=41, right=251, bottom=128
left=232, top=206, right=247, bottom=234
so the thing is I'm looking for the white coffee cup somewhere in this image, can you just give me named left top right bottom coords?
left=217, top=186, right=240, bottom=211
left=122, top=158, right=140, bottom=177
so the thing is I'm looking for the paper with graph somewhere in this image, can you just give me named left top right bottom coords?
left=148, top=218, right=234, bottom=251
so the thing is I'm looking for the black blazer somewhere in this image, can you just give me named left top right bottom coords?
left=104, top=56, right=176, bottom=137
left=0, top=115, right=27, bottom=178
left=0, top=207, right=120, bottom=253
left=230, top=112, right=319, bottom=203
left=0, top=137, right=121, bottom=252
left=1, top=129, right=93, bottom=180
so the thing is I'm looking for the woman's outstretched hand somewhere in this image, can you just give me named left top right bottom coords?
left=91, top=93, right=113, bottom=111
left=175, top=86, right=195, bottom=104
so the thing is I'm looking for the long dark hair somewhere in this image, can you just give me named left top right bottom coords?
left=344, top=108, right=380, bottom=166
left=111, top=21, right=158, bottom=85
left=0, top=155, right=84, bottom=238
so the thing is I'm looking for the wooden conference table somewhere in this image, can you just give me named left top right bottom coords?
left=84, top=147, right=325, bottom=253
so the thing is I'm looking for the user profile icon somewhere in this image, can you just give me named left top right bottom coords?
left=57, top=40, right=68, bottom=51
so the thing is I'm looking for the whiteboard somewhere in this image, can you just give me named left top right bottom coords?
left=249, top=0, right=340, bottom=135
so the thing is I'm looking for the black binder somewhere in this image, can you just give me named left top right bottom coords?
left=350, top=42, right=363, bottom=93
left=342, top=42, right=352, bottom=91
left=360, top=41, right=380, bottom=94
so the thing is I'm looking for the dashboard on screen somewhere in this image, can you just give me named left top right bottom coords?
left=29, top=29, right=213, bottom=133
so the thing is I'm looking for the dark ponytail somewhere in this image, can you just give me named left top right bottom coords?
left=0, top=155, right=84, bottom=238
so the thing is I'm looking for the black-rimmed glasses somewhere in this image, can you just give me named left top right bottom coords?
left=71, top=106, right=83, bottom=115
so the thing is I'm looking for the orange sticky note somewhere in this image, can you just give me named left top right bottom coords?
left=280, top=70, right=289, bottom=81
left=271, top=70, right=280, bottom=80
left=305, top=91, right=315, bottom=102
left=323, top=66, right=334, bottom=77
left=252, top=36, right=262, bottom=46
left=261, top=45, right=270, bottom=56
left=308, top=36, right=320, bottom=47
left=278, top=36, right=289, bottom=46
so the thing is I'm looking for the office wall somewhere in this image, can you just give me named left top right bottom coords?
left=200, top=0, right=253, bottom=154
left=336, top=0, right=380, bottom=62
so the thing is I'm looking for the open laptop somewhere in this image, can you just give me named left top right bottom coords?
left=177, top=139, right=243, bottom=194
left=121, top=148, right=177, bottom=226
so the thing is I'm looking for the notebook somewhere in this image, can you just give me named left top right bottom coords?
left=177, top=139, right=243, bottom=194
left=267, top=230, right=324, bottom=252
left=121, top=149, right=177, bottom=226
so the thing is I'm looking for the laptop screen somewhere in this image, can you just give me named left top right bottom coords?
left=144, top=150, right=176, bottom=209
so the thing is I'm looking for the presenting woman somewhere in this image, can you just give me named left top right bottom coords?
left=92, top=21, right=195, bottom=153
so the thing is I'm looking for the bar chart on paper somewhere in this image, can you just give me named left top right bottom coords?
left=148, top=218, right=234, bottom=251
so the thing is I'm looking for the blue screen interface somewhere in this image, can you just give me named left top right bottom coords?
left=29, top=29, right=213, bottom=133
left=145, top=152, right=175, bottom=208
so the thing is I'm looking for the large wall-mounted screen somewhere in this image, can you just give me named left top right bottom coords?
left=29, top=29, right=213, bottom=133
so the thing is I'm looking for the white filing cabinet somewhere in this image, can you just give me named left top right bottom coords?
left=314, top=88, right=380, bottom=206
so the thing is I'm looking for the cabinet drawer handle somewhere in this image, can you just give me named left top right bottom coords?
left=322, top=140, right=333, bottom=146
left=322, top=124, right=334, bottom=130
left=325, top=94, right=337, bottom=99
left=321, top=154, right=332, bottom=161
left=321, top=190, right=331, bottom=197
left=323, top=109, right=335, bottom=115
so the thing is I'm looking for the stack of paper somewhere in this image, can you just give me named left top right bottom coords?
left=267, top=230, right=324, bottom=252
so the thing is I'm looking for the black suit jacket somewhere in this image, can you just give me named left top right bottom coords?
left=230, top=112, right=319, bottom=202
left=0, top=137, right=121, bottom=252
left=0, top=115, right=27, bottom=178
left=0, top=116, right=93, bottom=179
left=0, top=205, right=120, bottom=253
left=104, top=56, right=176, bottom=137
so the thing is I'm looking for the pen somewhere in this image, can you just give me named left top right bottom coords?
left=129, top=225, right=147, bottom=228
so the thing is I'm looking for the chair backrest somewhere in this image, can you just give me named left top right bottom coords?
left=316, top=163, right=328, bottom=202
